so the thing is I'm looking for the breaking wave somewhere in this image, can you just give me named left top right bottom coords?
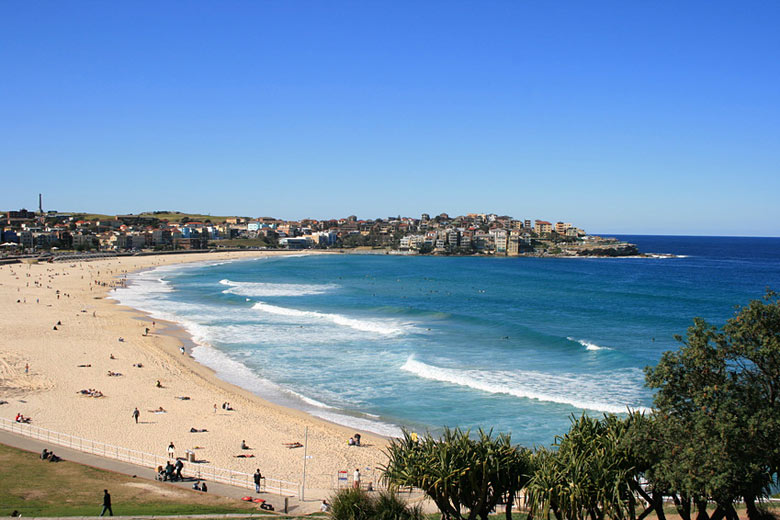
left=567, top=337, right=612, bottom=351
left=251, top=302, right=406, bottom=336
left=400, top=356, right=648, bottom=414
left=219, top=279, right=338, bottom=297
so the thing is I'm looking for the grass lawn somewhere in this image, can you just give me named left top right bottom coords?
left=0, top=443, right=263, bottom=517
left=138, top=212, right=244, bottom=223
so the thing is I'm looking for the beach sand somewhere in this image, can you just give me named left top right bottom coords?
left=0, top=251, right=389, bottom=502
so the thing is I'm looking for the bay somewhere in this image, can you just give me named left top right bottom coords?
left=112, top=235, right=780, bottom=447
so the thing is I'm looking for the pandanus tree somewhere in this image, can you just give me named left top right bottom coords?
left=525, top=413, right=646, bottom=520
left=382, top=428, right=532, bottom=520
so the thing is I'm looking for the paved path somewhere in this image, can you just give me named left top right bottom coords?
left=0, top=429, right=322, bottom=515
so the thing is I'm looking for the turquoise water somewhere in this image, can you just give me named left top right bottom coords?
left=112, top=236, right=780, bottom=447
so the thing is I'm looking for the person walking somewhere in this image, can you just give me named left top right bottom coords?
left=132, top=407, right=140, bottom=424
left=174, top=459, right=184, bottom=481
left=167, top=442, right=175, bottom=460
left=353, top=468, right=361, bottom=489
left=100, top=489, right=113, bottom=516
left=253, top=469, right=263, bottom=493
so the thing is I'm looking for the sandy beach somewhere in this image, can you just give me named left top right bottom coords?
left=0, top=251, right=389, bottom=500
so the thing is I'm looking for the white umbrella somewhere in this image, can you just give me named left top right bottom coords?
left=1, top=242, right=20, bottom=247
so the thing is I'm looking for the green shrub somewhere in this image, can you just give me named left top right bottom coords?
left=373, top=489, right=423, bottom=520
left=329, top=487, right=375, bottom=520
left=328, top=487, right=421, bottom=520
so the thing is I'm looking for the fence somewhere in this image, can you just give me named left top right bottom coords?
left=0, top=417, right=299, bottom=496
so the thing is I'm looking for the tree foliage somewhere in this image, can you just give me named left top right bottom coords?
left=645, top=291, right=780, bottom=520
left=526, top=413, right=652, bottom=520
left=382, top=428, right=532, bottom=520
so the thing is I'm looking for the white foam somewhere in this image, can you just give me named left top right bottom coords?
left=251, top=302, right=406, bottom=336
left=191, top=345, right=401, bottom=436
left=287, top=390, right=336, bottom=409
left=567, top=337, right=611, bottom=351
left=401, top=356, right=649, bottom=414
left=310, top=410, right=404, bottom=437
left=219, top=279, right=338, bottom=297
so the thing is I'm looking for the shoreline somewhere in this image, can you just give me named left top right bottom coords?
left=109, top=254, right=403, bottom=439
left=0, top=250, right=390, bottom=500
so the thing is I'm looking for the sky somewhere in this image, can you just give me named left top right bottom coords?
left=1, top=1, right=779, bottom=236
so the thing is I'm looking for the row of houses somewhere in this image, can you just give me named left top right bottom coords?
left=1, top=208, right=586, bottom=254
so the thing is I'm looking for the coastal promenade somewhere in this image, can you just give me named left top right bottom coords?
left=0, top=427, right=307, bottom=514
left=0, top=417, right=298, bottom=497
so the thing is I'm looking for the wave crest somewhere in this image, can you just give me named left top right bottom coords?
left=567, top=337, right=611, bottom=351
left=220, top=279, right=338, bottom=297
left=401, top=356, right=648, bottom=414
left=251, top=302, right=406, bottom=336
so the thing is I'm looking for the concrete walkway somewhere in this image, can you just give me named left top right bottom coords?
left=0, top=429, right=323, bottom=515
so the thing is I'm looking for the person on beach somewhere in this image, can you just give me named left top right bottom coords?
left=175, top=458, right=184, bottom=480
left=132, top=407, right=139, bottom=423
left=167, top=442, right=175, bottom=459
left=254, top=469, right=263, bottom=493
left=353, top=468, right=361, bottom=489
left=100, top=489, right=113, bottom=516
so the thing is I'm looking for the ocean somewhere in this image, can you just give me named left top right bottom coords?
left=111, top=235, right=780, bottom=447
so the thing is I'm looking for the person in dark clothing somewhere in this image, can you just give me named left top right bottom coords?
left=100, top=489, right=113, bottom=516
left=253, top=469, right=263, bottom=493
left=174, top=459, right=184, bottom=481
left=201, top=482, right=207, bottom=492
left=132, top=407, right=140, bottom=423
left=164, top=461, right=175, bottom=481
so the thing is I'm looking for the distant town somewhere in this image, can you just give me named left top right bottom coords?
left=1, top=198, right=639, bottom=258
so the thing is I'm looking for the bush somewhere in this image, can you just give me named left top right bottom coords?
left=373, top=489, right=423, bottom=520
left=329, top=488, right=375, bottom=520
left=329, top=487, right=420, bottom=520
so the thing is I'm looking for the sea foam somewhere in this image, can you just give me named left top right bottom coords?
left=567, top=337, right=611, bottom=351
left=191, top=345, right=402, bottom=437
left=251, top=302, right=406, bottom=336
left=219, top=279, right=338, bottom=297
left=400, top=356, right=648, bottom=414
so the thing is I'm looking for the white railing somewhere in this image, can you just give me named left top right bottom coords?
left=0, top=417, right=299, bottom=496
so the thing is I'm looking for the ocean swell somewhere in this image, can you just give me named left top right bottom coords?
left=251, top=302, right=406, bottom=336
left=219, top=279, right=338, bottom=297
left=400, top=356, right=648, bottom=414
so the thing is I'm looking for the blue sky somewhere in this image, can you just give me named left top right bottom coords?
left=1, top=2, right=779, bottom=236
